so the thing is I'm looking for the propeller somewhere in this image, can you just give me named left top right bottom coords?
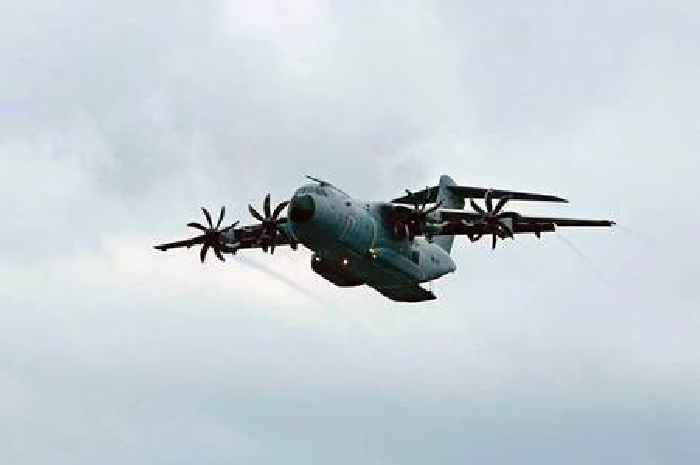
left=394, top=188, right=443, bottom=241
left=248, top=194, right=290, bottom=254
left=187, top=206, right=240, bottom=262
left=468, top=190, right=519, bottom=250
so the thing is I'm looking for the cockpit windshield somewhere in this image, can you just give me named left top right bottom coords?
left=300, top=177, right=350, bottom=198
left=297, top=184, right=328, bottom=196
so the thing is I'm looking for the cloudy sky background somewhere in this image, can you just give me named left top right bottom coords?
left=1, top=1, right=699, bottom=463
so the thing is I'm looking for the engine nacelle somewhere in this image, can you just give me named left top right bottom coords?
left=310, top=254, right=365, bottom=287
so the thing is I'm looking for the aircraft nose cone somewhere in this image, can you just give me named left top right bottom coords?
left=289, top=194, right=316, bottom=223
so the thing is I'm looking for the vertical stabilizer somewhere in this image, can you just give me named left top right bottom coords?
left=432, top=175, right=463, bottom=254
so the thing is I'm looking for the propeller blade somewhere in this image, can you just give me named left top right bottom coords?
left=421, top=186, right=431, bottom=212
left=493, top=196, right=510, bottom=215
left=269, top=230, right=278, bottom=255
left=485, top=190, right=494, bottom=213
left=263, top=194, right=272, bottom=218
left=201, top=207, right=214, bottom=229
left=216, top=206, right=225, bottom=229
left=249, top=205, right=265, bottom=222
left=272, top=200, right=290, bottom=220
left=424, top=200, right=443, bottom=215
left=187, top=222, right=208, bottom=232
left=411, top=189, right=422, bottom=212
left=470, top=199, right=485, bottom=215
left=214, top=246, right=226, bottom=262
left=405, top=190, right=419, bottom=211
left=200, top=243, right=210, bottom=263
left=492, top=233, right=497, bottom=250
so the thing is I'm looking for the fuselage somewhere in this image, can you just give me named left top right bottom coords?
left=285, top=182, right=456, bottom=289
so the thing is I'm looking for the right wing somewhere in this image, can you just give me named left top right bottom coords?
left=520, top=217, right=615, bottom=227
left=154, top=222, right=298, bottom=255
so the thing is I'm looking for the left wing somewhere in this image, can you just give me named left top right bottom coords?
left=438, top=209, right=615, bottom=228
left=433, top=208, right=614, bottom=249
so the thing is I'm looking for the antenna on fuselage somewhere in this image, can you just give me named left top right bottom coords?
left=306, top=175, right=328, bottom=185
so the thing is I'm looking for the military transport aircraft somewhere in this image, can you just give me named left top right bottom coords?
left=154, top=175, right=614, bottom=302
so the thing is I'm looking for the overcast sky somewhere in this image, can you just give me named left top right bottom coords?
left=1, top=1, right=699, bottom=463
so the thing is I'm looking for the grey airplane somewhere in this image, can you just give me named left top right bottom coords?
left=155, top=175, right=614, bottom=302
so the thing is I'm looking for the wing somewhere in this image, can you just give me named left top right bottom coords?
left=153, top=196, right=297, bottom=262
left=518, top=217, right=615, bottom=228
left=392, top=185, right=568, bottom=204
left=223, top=223, right=298, bottom=252
left=154, top=236, right=206, bottom=251
left=439, top=209, right=614, bottom=227
left=154, top=222, right=299, bottom=258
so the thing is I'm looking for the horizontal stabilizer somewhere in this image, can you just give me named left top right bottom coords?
left=448, top=186, right=567, bottom=203
left=392, top=185, right=567, bottom=204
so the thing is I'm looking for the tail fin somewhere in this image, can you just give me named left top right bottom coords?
left=432, top=175, right=463, bottom=254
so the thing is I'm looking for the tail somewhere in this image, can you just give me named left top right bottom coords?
left=432, top=175, right=463, bottom=254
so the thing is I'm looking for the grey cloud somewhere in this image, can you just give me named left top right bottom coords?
left=1, top=1, right=699, bottom=464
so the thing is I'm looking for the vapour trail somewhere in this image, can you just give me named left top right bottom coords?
left=233, top=255, right=327, bottom=306
left=555, top=232, right=614, bottom=288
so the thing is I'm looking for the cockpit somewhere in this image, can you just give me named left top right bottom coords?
left=289, top=179, right=350, bottom=224
left=296, top=184, right=329, bottom=197
left=296, top=180, right=350, bottom=198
